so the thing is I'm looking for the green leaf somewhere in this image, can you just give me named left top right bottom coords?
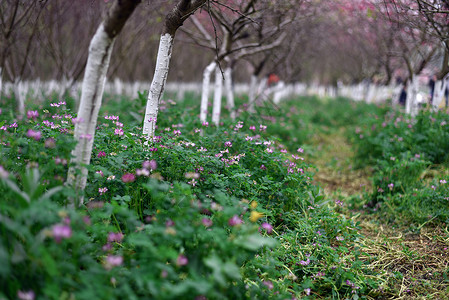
left=234, top=234, right=277, bottom=251
left=204, top=255, right=226, bottom=286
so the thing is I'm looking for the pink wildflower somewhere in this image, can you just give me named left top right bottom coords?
left=121, top=173, right=135, bottom=183
left=201, top=218, right=213, bottom=227
left=26, top=129, right=41, bottom=141
left=105, top=255, right=123, bottom=269
left=107, top=232, right=124, bottom=243
left=261, top=222, right=273, bottom=234
left=52, top=224, right=72, bottom=243
left=114, top=128, right=124, bottom=136
left=17, top=290, right=35, bottom=300
left=27, top=110, right=39, bottom=120
left=176, top=254, right=188, bottom=266
left=228, top=215, right=243, bottom=226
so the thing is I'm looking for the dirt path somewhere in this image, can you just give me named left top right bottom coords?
left=308, top=129, right=449, bottom=299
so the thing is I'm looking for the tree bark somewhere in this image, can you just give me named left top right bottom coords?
left=142, top=0, right=207, bottom=138
left=212, top=67, right=223, bottom=126
left=224, top=67, right=235, bottom=120
left=142, top=33, right=173, bottom=137
left=406, top=76, right=418, bottom=116
left=67, top=0, right=140, bottom=205
left=200, top=61, right=216, bottom=122
left=248, top=74, right=258, bottom=113
left=433, top=79, right=447, bottom=110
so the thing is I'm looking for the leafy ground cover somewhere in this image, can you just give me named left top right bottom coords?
left=0, top=92, right=448, bottom=299
left=306, top=101, right=449, bottom=298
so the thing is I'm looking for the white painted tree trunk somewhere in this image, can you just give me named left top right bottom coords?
left=67, top=24, right=115, bottom=201
left=200, top=61, right=216, bottom=122
left=273, top=81, right=285, bottom=104
left=143, top=33, right=174, bottom=138
left=432, top=79, right=446, bottom=110
left=212, top=67, right=223, bottom=126
left=224, top=67, right=235, bottom=120
left=248, top=75, right=258, bottom=113
left=257, top=77, right=268, bottom=104
left=14, top=78, right=25, bottom=118
left=406, top=76, right=418, bottom=115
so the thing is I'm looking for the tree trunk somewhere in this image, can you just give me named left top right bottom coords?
left=67, top=24, right=115, bottom=201
left=142, top=0, right=207, bottom=138
left=212, top=67, right=223, bottom=126
left=406, top=76, right=418, bottom=115
left=67, top=0, right=140, bottom=206
left=142, top=33, right=173, bottom=137
left=433, top=79, right=447, bottom=110
left=248, top=75, right=257, bottom=113
left=200, top=61, right=216, bottom=122
left=14, top=78, right=25, bottom=118
left=224, top=67, right=235, bottom=120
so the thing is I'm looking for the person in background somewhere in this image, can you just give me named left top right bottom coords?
left=399, top=82, right=407, bottom=107
left=428, top=75, right=436, bottom=105
left=267, top=73, right=280, bottom=87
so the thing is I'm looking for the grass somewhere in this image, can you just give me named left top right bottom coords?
left=307, top=113, right=449, bottom=299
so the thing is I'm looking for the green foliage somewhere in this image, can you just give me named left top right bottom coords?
left=350, top=107, right=449, bottom=225
left=0, top=94, right=390, bottom=299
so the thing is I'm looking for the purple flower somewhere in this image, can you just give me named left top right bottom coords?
left=107, top=232, right=124, bottom=243
left=262, top=280, right=274, bottom=289
left=201, top=218, right=213, bottom=227
left=105, top=255, right=123, bottom=269
left=143, top=159, right=157, bottom=170
left=136, top=168, right=150, bottom=176
left=260, top=222, right=273, bottom=234
left=228, top=215, right=243, bottom=226
left=260, top=164, right=267, bottom=170
left=176, top=254, right=188, bottom=266
left=304, top=288, right=311, bottom=296
left=97, top=151, right=107, bottom=158
left=224, top=141, right=232, bottom=148
left=165, top=219, right=175, bottom=227
left=299, top=258, right=310, bottom=266
left=26, top=129, right=41, bottom=141
left=52, top=224, right=72, bottom=243
left=99, top=187, right=108, bottom=195
left=17, top=290, right=35, bottom=300
left=27, top=110, right=39, bottom=120
left=121, top=173, right=135, bottom=183
left=114, top=128, right=124, bottom=136
left=388, top=183, right=394, bottom=190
